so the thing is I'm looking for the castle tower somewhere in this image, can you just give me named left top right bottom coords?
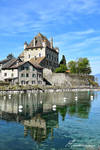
left=50, top=37, right=53, bottom=49
left=24, top=41, right=28, bottom=49
left=34, top=37, right=36, bottom=47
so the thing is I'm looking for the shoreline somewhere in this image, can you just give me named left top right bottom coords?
left=0, top=86, right=100, bottom=94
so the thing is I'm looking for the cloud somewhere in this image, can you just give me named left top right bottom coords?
left=54, top=29, right=100, bottom=61
left=0, top=0, right=100, bottom=36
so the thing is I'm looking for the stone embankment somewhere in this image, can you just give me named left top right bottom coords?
left=43, top=71, right=96, bottom=88
left=0, top=85, right=100, bottom=95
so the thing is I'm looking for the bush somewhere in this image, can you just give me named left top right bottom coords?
left=54, top=64, right=67, bottom=73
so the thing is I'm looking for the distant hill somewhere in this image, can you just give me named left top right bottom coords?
left=95, top=74, right=100, bottom=86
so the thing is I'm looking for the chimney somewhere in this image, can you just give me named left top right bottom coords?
left=50, top=37, right=53, bottom=49
left=24, top=41, right=28, bottom=49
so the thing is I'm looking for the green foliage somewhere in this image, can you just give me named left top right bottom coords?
left=68, top=58, right=91, bottom=74
left=60, top=55, right=66, bottom=65
left=68, top=61, right=77, bottom=73
left=54, top=64, right=67, bottom=73
left=88, top=79, right=99, bottom=87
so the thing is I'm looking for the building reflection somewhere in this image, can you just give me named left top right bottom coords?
left=24, top=112, right=58, bottom=143
left=0, top=91, right=95, bottom=143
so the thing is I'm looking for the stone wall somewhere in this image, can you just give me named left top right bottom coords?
left=43, top=72, right=94, bottom=87
left=23, top=47, right=46, bottom=61
left=18, top=62, right=44, bottom=85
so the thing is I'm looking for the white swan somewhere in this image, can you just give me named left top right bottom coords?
left=19, top=105, right=23, bottom=109
left=75, top=96, right=78, bottom=101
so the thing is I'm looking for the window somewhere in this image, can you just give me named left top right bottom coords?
left=38, top=74, right=42, bottom=78
left=21, top=80, right=25, bottom=85
left=32, top=74, right=36, bottom=77
left=39, top=53, right=41, bottom=57
left=11, top=73, right=14, bottom=77
left=21, top=66, right=24, bottom=70
left=21, top=74, right=25, bottom=77
left=28, top=54, right=30, bottom=58
left=4, top=73, right=7, bottom=76
left=26, top=73, right=29, bottom=77
left=35, top=40, right=37, bottom=45
left=38, top=81, right=42, bottom=84
left=32, top=81, right=35, bottom=84
left=26, top=81, right=29, bottom=84
left=47, top=54, right=48, bottom=58
left=33, top=67, right=35, bottom=71
left=26, top=67, right=29, bottom=70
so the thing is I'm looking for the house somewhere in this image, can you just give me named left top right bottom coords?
left=11, top=61, right=45, bottom=85
left=0, top=54, right=14, bottom=80
left=19, top=33, right=59, bottom=71
left=0, top=54, right=22, bottom=83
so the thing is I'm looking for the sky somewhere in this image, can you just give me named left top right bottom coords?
left=0, top=0, right=100, bottom=74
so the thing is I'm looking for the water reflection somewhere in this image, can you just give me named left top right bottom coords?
left=0, top=91, right=95, bottom=143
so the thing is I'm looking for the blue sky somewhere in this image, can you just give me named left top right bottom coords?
left=0, top=0, right=100, bottom=74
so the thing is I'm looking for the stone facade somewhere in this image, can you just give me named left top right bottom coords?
left=17, top=61, right=45, bottom=85
left=19, top=33, right=59, bottom=71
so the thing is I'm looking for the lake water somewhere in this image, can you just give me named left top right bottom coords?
left=0, top=91, right=100, bottom=150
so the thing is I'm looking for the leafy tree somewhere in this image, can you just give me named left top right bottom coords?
left=54, top=64, right=67, bottom=73
left=77, top=58, right=91, bottom=74
left=60, top=55, right=66, bottom=65
left=68, top=58, right=91, bottom=74
left=68, top=61, right=77, bottom=73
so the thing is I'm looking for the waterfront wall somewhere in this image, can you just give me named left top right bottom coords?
left=43, top=72, right=94, bottom=87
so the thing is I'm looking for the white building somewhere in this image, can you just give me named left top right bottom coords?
left=0, top=55, right=22, bottom=83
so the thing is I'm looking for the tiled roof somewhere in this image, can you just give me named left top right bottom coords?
left=11, top=60, right=43, bottom=69
left=19, top=52, right=24, bottom=58
left=0, top=54, right=15, bottom=65
left=27, top=33, right=51, bottom=48
left=2, top=58, right=22, bottom=69
left=10, top=61, right=25, bottom=69
left=0, top=58, right=10, bottom=64
left=29, top=56, right=45, bottom=65
left=2, top=58, right=17, bottom=69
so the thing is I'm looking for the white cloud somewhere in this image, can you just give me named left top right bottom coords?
left=0, top=0, right=100, bottom=36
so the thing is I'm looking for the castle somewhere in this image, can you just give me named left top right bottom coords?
left=19, top=33, right=59, bottom=70
left=0, top=33, right=59, bottom=85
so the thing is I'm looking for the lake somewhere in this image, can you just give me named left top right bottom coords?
left=0, top=91, right=100, bottom=150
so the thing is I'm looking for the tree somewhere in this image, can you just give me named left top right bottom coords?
left=54, top=64, right=67, bottom=73
left=60, top=55, right=66, bottom=65
left=68, top=61, right=77, bottom=73
left=77, top=58, right=91, bottom=74
left=68, top=58, right=91, bottom=74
